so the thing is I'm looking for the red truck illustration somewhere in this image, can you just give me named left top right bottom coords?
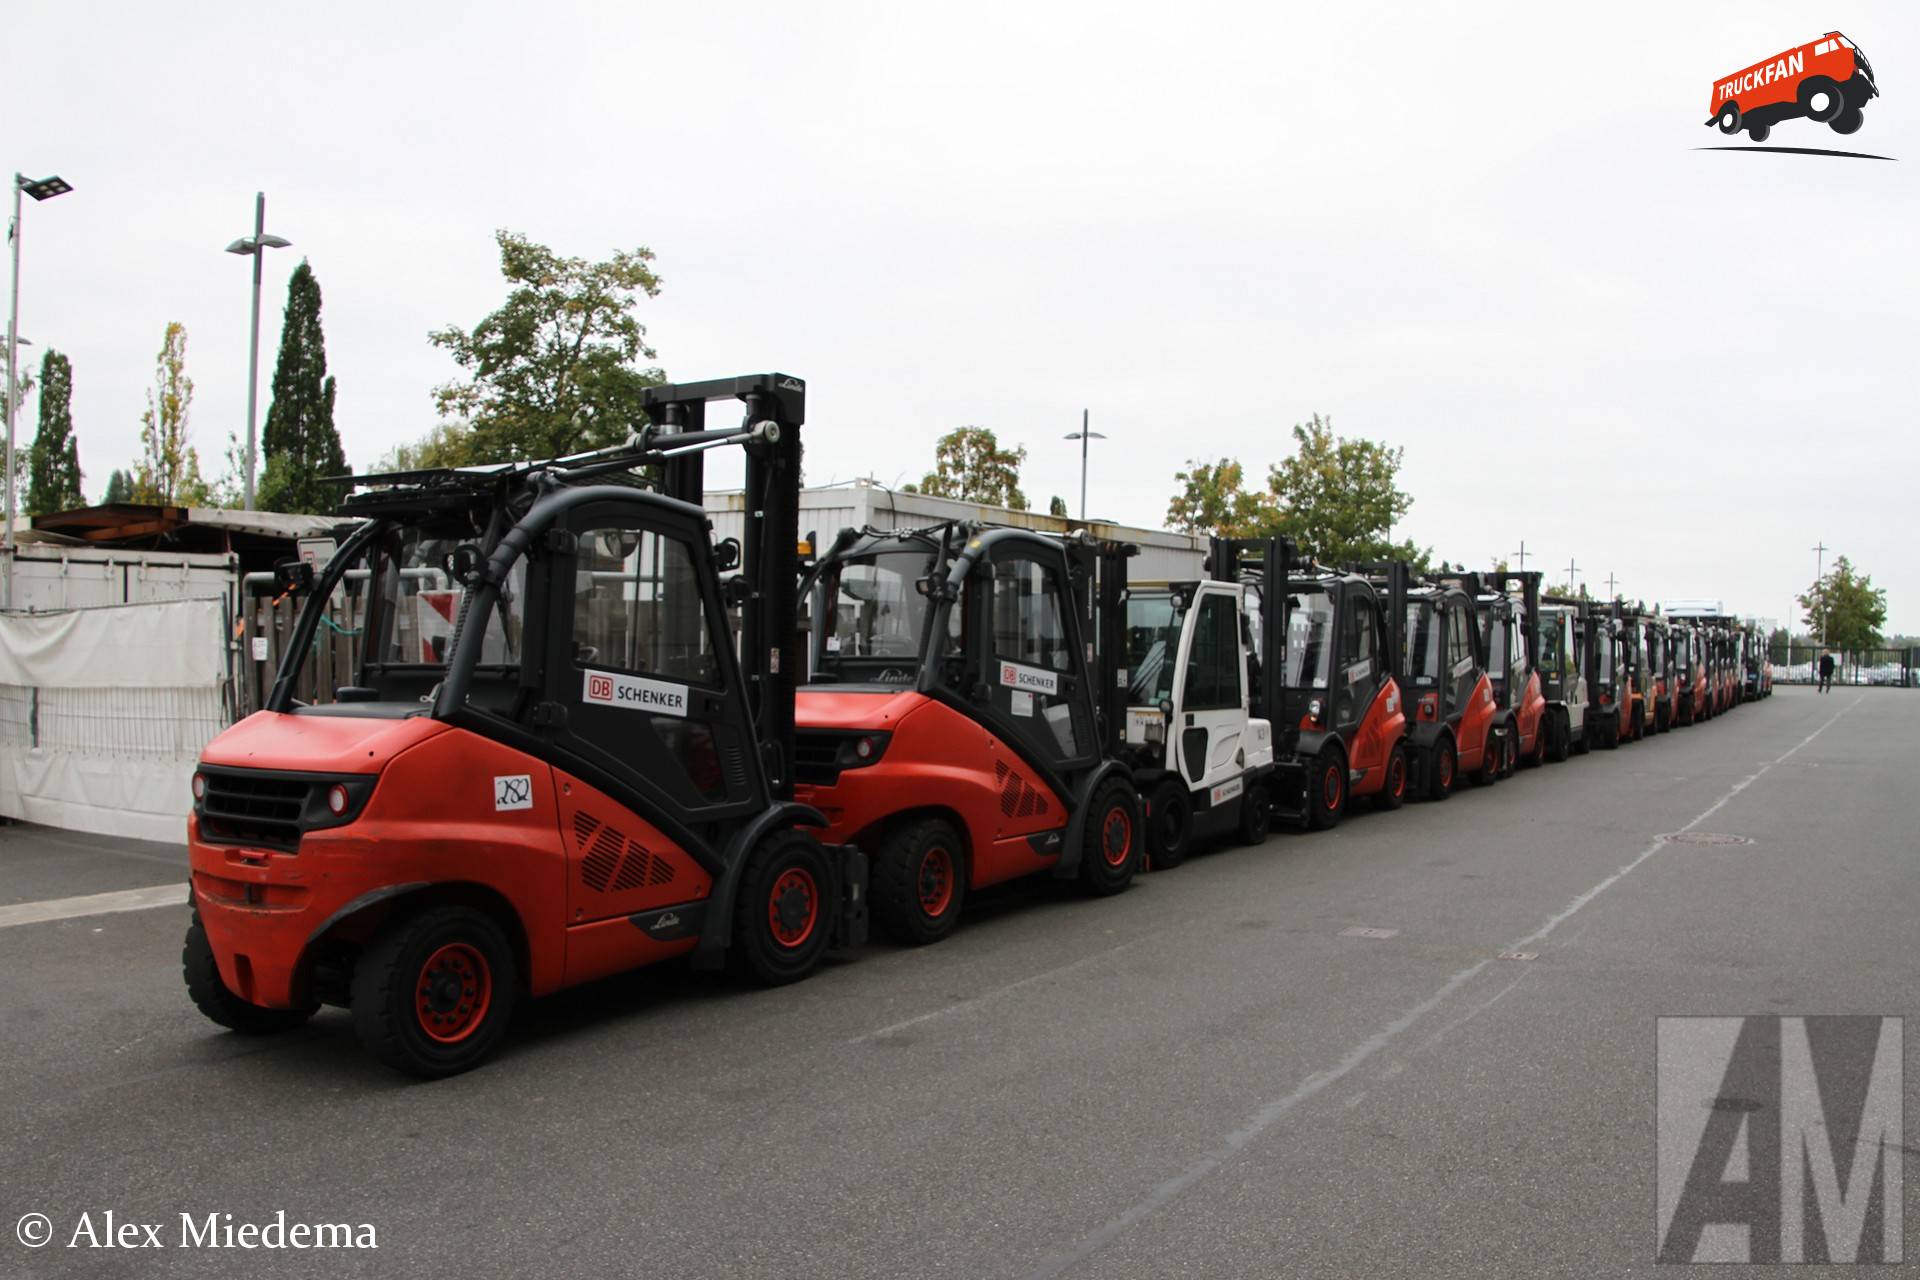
left=1707, top=32, right=1877, bottom=142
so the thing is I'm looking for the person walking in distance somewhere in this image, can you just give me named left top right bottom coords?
left=1818, top=650, right=1836, bottom=693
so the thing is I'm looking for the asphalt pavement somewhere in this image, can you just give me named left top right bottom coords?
left=0, top=686, right=1911, bottom=1278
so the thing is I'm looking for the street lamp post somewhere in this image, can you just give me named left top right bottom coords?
left=225, top=192, right=291, bottom=511
left=4, top=171, right=73, bottom=610
left=1811, top=541, right=1828, bottom=654
left=1063, top=408, right=1105, bottom=521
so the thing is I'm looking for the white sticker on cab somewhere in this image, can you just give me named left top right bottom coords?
left=494, top=774, right=533, bottom=811
left=999, top=660, right=1060, bottom=696
left=582, top=668, right=689, bottom=717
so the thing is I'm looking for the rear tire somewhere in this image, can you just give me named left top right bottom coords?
left=872, top=818, right=966, bottom=946
left=1830, top=106, right=1864, bottom=135
left=729, top=830, right=839, bottom=984
left=1717, top=102, right=1742, bottom=135
left=1076, top=778, right=1141, bottom=897
left=1145, top=779, right=1193, bottom=870
left=183, top=911, right=317, bottom=1035
left=1427, top=737, right=1457, bottom=801
left=1799, top=76, right=1844, bottom=122
left=1305, top=748, right=1347, bottom=830
left=351, top=905, right=517, bottom=1079
left=1373, top=742, right=1410, bottom=811
left=1747, top=121, right=1771, bottom=143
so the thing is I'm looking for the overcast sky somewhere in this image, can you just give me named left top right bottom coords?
left=9, top=0, right=1916, bottom=631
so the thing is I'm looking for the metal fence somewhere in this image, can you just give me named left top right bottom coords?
left=1768, top=644, right=1916, bottom=687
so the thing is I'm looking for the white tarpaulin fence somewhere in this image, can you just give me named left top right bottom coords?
left=0, top=598, right=228, bottom=843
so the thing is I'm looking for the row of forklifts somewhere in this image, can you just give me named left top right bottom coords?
left=181, top=374, right=1772, bottom=1076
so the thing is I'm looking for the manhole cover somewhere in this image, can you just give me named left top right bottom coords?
left=1339, top=926, right=1400, bottom=939
left=1497, top=951, right=1538, bottom=961
left=1660, top=832, right=1754, bottom=846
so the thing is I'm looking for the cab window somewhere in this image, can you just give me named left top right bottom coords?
left=991, top=559, right=1072, bottom=671
left=1183, top=593, right=1243, bottom=711
left=572, top=525, right=719, bottom=687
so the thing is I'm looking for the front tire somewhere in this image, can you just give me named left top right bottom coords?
left=1747, top=121, right=1771, bottom=143
left=1145, top=779, right=1193, bottom=870
left=1427, top=736, right=1457, bottom=801
left=1373, top=742, right=1410, bottom=811
left=872, top=818, right=966, bottom=946
left=183, top=911, right=317, bottom=1035
left=1717, top=102, right=1742, bottom=135
left=1236, top=781, right=1272, bottom=846
left=1305, top=748, right=1347, bottom=830
left=1546, top=710, right=1570, bottom=763
left=1830, top=106, right=1865, bottom=135
left=730, top=830, right=839, bottom=984
left=351, top=905, right=517, bottom=1079
left=1076, top=778, right=1141, bottom=897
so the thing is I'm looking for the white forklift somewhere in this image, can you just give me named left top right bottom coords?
left=1116, top=540, right=1281, bottom=869
left=1536, top=595, right=1593, bottom=759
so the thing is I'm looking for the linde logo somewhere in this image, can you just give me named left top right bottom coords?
left=1656, top=1015, right=1903, bottom=1263
left=581, top=669, right=689, bottom=718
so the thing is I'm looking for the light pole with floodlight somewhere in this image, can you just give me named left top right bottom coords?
left=1063, top=408, right=1105, bottom=521
left=5, top=171, right=73, bottom=610
left=225, top=192, right=291, bottom=511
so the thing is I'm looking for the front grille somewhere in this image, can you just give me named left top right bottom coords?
left=199, top=769, right=310, bottom=851
left=794, top=733, right=843, bottom=787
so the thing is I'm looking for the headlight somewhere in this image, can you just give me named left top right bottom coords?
left=1308, top=698, right=1323, bottom=721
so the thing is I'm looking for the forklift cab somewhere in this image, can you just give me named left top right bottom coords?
left=797, top=522, right=1144, bottom=945
left=1586, top=612, right=1630, bottom=748
left=1537, top=598, right=1590, bottom=760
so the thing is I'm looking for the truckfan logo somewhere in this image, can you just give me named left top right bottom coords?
left=1656, top=1016, right=1902, bottom=1263
left=1700, top=31, right=1888, bottom=157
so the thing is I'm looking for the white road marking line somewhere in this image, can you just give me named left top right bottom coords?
left=851, top=936, right=1149, bottom=1044
left=0, top=884, right=186, bottom=930
left=1025, top=697, right=1859, bottom=1280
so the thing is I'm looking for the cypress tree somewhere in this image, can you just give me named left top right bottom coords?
left=26, top=349, right=84, bottom=515
left=103, top=469, right=133, bottom=503
left=258, top=260, right=347, bottom=513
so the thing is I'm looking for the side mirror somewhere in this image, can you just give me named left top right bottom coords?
left=712, top=537, right=741, bottom=572
left=915, top=576, right=933, bottom=597
left=1158, top=697, right=1174, bottom=719
left=273, top=557, right=315, bottom=597
left=723, top=576, right=752, bottom=608
left=447, top=542, right=486, bottom=588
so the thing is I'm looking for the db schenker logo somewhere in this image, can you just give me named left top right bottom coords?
left=1704, top=31, right=1879, bottom=147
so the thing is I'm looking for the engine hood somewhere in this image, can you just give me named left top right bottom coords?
left=201, top=710, right=450, bottom=774
left=796, top=687, right=930, bottom=731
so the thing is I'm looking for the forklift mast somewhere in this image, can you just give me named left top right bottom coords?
left=1493, top=570, right=1544, bottom=669
left=644, top=375, right=807, bottom=798
left=1358, top=559, right=1415, bottom=685
left=1064, top=535, right=1137, bottom=758
left=1206, top=535, right=1295, bottom=727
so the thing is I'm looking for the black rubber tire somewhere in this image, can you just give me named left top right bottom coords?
left=1305, top=748, right=1347, bottom=830
left=1747, top=121, right=1771, bottom=143
left=183, top=911, right=317, bottom=1035
left=351, top=905, right=517, bottom=1079
left=1717, top=102, right=1742, bottom=135
left=1236, top=780, right=1272, bottom=846
left=871, top=817, right=966, bottom=946
left=1145, top=779, right=1193, bottom=870
left=1603, top=716, right=1621, bottom=750
left=1372, top=741, right=1410, bottom=810
left=1830, top=106, right=1864, bottom=135
left=1470, top=730, right=1500, bottom=787
left=1427, top=736, right=1457, bottom=801
left=1076, top=777, right=1141, bottom=897
left=1656, top=703, right=1671, bottom=734
left=1545, top=710, right=1569, bottom=763
left=1799, top=76, right=1844, bottom=122
left=729, top=829, right=839, bottom=984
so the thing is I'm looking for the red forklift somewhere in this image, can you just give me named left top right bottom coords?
left=1643, top=614, right=1677, bottom=733
left=1474, top=570, right=1548, bottom=772
left=1372, top=563, right=1500, bottom=799
left=1586, top=606, right=1637, bottom=749
left=1671, top=619, right=1710, bottom=726
left=1214, top=538, right=1409, bottom=829
left=795, top=523, right=1142, bottom=945
left=183, top=375, right=867, bottom=1077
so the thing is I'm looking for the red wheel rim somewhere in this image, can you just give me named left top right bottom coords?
left=415, top=942, right=492, bottom=1045
left=768, top=867, right=820, bottom=948
left=1389, top=753, right=1406, bottom=798
left=1324, top=765, right=1343, bottom=810
left=918, top=847, right=954, bottom=918
left=1101, top=807, right=1133, bottom=867
left=1439, top=748, right=1454, bottom=787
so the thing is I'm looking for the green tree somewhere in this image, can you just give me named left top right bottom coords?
left=428, top=230, right=665, bottom=463
left=132, top=322, right=210, bottom=506
left=258, top=261, right=348, bottom=513
left=916, top=426, right=1028, bottom=509
left=1165, top=417, right=1427, bottom=569
left=25, top=349, right=83, bottom=515
left=379, top=421, right=482, bottom=472
left=1165, top=457, right=1275, bottom=537
left=1048, top=494, right=1068, bottom=517
left=103, top=469, right=133, bottom=503
left=1798, top=555, right=1887, bottom=653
